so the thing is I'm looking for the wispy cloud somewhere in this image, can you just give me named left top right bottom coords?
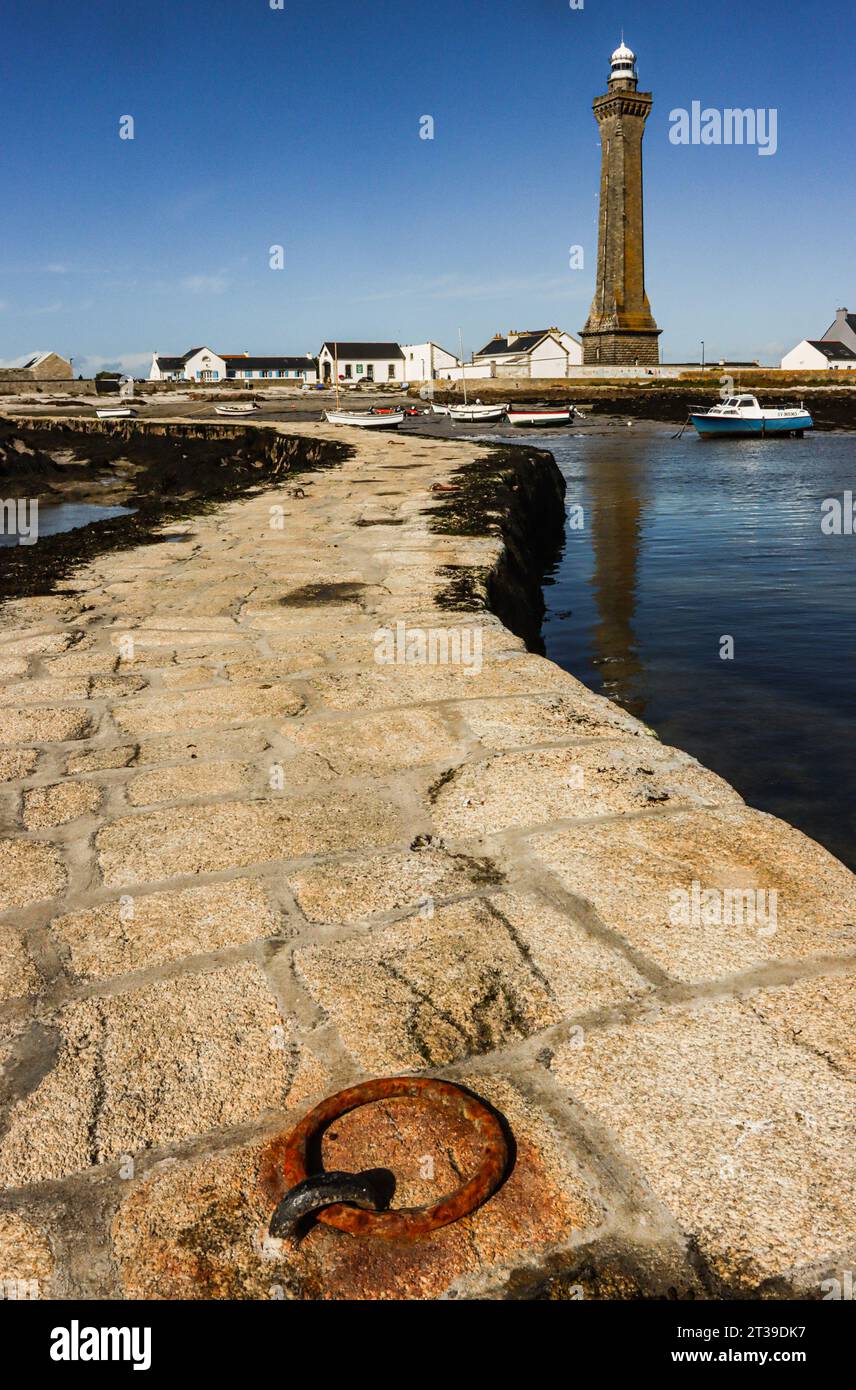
left=32, top=301, right=64, bottom=315
left=0, top=352, right=41, bottom=368
left=353, top=272, right=581, bottom=304
left=77, top=352, right=151, bottom=375
left=180, top=273, right=230, bottom=295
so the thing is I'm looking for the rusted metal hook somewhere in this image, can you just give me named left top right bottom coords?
left=261, top=1076, right=510, bottom=1242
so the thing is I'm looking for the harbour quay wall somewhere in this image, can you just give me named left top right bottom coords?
left=0, top=422, right=854, bottom=1300
left=0, top=378, right=93, bottom=396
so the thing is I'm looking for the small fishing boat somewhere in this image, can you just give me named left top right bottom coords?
left=691, top=395, right=813, bottom=438
left=429, top=403, right=450, bottom=416
left=447, top=400, right=509, bottom=423
left=95, top=406, right=136, bottom=419
left=214, top=402, right=259, bottom=417
left=324, top=409, right=404, bottom=429
left=506, top=406, right=576, bottom=427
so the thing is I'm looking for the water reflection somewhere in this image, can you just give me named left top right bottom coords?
left=585, top=441, right=650, bottom=719
left=541, top=426, right=856, bottom=871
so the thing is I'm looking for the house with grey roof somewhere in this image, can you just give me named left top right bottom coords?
left=821, top=308, right=856, bottom=356
left=781, top=307, right=856, bottom=370
left=149, top=349, right=317, bottom=383
left=149, top=348, right=226, bottom=381
left=221, top=354, right=317, bottom=382
left=472, top=328, right=583, bottom=378
left=317, top=342, right=405, bottom=385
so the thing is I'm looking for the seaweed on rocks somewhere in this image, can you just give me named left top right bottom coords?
left=427, top=444, right=567, bottom=653
left=0, top=418, right=350, bottom=601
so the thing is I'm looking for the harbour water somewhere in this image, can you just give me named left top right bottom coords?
left=0, top=501, right=134, bottom=548
left=536, top=423, right=856, bottom=871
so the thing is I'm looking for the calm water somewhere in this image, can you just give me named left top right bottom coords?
left=532, top=424, right=856, bottom=870
left=0, top=501, right=134, bottom=548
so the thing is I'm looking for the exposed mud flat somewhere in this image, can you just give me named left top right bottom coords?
left=0, top=419, right=349, bottom=601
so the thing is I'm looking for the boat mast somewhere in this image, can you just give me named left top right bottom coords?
left=334, top=342, right=340, bottom=410
left=458, top=328, right=468, bottom=406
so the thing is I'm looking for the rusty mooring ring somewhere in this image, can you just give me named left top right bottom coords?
left=261, top=1076, right=509, bottom=1240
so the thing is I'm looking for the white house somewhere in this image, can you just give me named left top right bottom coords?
left=150, top=348, right=317, bottom=383
left=221, top=354, right=318, bottom=383
left=471, top=328, right=583, bottom=378
left=821, top=307, right=856, bottom=355
left=780, top=339, right=856, bottom=371
left=401, top=342, right=459, bottom=383
left=150, top=347, right=227, bottom=382
left=317, top=342, right=405, bottom=385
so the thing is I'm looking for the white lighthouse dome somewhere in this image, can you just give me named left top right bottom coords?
left=609, top=39, right=637, bottom=84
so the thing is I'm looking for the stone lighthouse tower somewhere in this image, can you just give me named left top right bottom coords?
left=580, top=41, right=661, bottom=366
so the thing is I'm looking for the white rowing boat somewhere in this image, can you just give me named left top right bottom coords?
left=447, top=401, right=509, bottom=423
left=95, top=406, right=136, bottom=419
left=506, top=406, right=576, bottom=427
left=214, top=403, right=259, bottom=416
left=324, top=410, right=404, bottom=429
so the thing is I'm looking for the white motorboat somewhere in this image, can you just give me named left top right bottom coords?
left=447, top=400, right=509, bottom=423
left=324, top=409, right=404, bottom=429
left=214, top=402, right=259, bottom=417
left=95, top=406, right=136, bottom=419
left=690, top=395, right=813, bottom=438
left=506, top=406, right=576, bottom=427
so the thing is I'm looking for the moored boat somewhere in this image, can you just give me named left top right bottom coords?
left=324, top=409, right=404, bottom=429
left=506, top=405, right=576, bottom=427
left=691, top=395, right=813, bottom=438
left=447, top=400, right=509, bottom=423
left=214, top=402, right=259, bottom=417
left=95, top=406, right=136, bottom=419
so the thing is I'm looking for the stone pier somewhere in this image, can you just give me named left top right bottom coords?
left=0, top=423, right=854, bottom=1300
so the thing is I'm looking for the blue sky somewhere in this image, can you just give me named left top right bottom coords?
left=0, top=0, right=850, bottom=371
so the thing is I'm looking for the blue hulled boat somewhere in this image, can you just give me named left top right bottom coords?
left=691, top=395, right=813, bottom=438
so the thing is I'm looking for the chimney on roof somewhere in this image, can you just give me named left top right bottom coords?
left=507, top=330, right=517, bottom=345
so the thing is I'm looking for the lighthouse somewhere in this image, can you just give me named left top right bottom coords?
left=580, top=41, right=662, bottom=367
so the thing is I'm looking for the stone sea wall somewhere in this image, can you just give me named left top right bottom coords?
left=0, top=422, right=854, bottom=1301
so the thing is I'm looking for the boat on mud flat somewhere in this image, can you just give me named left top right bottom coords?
left=506, top=405, right=577, bottom=427
left=447, top=400, right=509, bottom=423
left=214, top=402, right=259, bottom=417
left=95, top=405, right=136, bottom=419
left=324, top=409, right=404, bottom=429
left=691, top=395, right=813, bottom=438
